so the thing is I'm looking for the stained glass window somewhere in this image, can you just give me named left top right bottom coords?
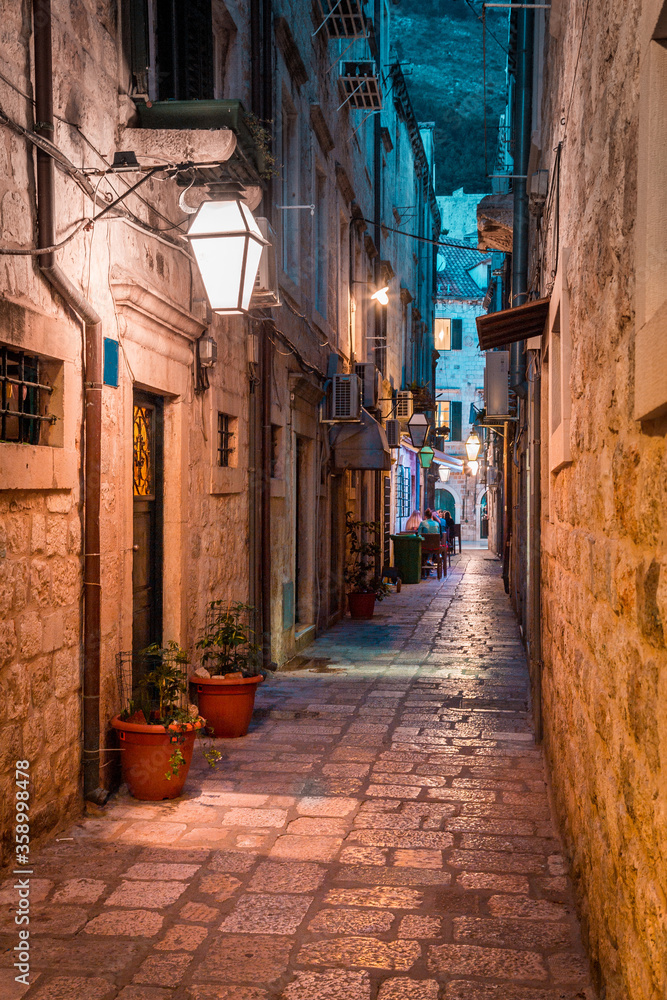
left=133, top=404, right=153, bottom=496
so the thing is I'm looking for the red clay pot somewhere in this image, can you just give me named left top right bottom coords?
left=192, top=674, right=263, bottom=738
left=110, top=716, right=203, bottom=801
left=348, top=592, right=376, bottom=619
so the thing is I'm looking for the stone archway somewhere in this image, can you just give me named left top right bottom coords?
left=435, top=488, right=456, bottom=519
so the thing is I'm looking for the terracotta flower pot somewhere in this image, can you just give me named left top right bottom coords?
left=348, top=592, right=376, bottom=619
left=192, top=674, right=263, bottom=738
left=111, top=716, right=203, bottom=801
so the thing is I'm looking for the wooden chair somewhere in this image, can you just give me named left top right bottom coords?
left=420, top=533, right=447, bottom=579
left=450, top=523, right=462, bottom=554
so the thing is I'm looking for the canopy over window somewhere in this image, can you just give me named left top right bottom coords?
left=476, top=297, right=549, bottom=351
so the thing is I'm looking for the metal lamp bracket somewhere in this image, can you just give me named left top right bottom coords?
left=276, top=204, right=315, bottom=216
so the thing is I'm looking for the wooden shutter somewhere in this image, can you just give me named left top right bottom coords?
left=451, top=319, right=463, bottom=350
left=450, top=401, right=462, bottom=440
left=156, top=0, right=214, bottom=101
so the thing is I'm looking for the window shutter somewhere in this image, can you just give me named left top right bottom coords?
left=451, top=319, right=463, bottom=350
left=157, top=0, right=214, bottom=101
left=450, top=401, right=462, bottom=440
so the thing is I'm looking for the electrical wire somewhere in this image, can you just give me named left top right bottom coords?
left=562, top=0, right=591, bottom=140
left=463, top=0, right=509, bottom=55
left=0, top=217, right=90, bottom=255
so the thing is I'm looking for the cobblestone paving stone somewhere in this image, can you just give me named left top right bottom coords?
left=1, top=552, right=597, bottom=1000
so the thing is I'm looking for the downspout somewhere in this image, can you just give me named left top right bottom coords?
left=509, top=7, right=533, bottom=394
left=33, top=0, right=105, bottom=802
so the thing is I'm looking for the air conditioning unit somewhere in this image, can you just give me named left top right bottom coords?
left=250, top=218, right=280, bottom=307
left=331, top=373, right=361, bottom=421
left=395, top=390, right=413, bottom=421
left=484, top=350, right=510, bottom=416
left=355, top=362, right=381, bottom=408
left=385, top=418, right=400, bottom=448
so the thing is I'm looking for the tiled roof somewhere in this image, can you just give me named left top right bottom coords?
left=437, top=238, right=490, bottom=301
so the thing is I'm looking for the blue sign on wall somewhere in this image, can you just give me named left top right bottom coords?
left=103, top=338, right=119, bottom=387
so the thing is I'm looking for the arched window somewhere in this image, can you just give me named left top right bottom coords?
left=435, top=489, right=456, bottom=520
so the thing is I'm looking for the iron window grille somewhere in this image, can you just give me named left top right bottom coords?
left=217, top=413, right=234, bottom=467
left=0, top=347, right=55, bottom=445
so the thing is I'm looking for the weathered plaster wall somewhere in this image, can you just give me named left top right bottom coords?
left=538, top=3, right=667, bottom=997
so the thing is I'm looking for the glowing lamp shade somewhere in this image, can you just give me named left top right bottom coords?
left=371, top=285, right=389, bottom=305
left=418, top=445, right=435, bottom=469
left=468, top=460, right=479, bottom=476
left=407, top=412, right=429, bottom=449
left=465, top=431, right=481, bottom=462
left=438, top=465, right=450, bottom=482
left=187, top=200, right=267, bottom=314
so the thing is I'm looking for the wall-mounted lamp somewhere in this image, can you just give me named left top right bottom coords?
left=468, top=460, right=479, bottom=476
left=198, top=335, right=218, bottom=368
left=465, top=431, right=481, bottom=462
left=438, top=466, right=450, bottom=483
left=351, top=279, right=390, bottom=305
left=187, top=198, right=268, bottom=314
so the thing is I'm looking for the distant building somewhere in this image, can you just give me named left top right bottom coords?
left=433, top=193, right=496, bottom=540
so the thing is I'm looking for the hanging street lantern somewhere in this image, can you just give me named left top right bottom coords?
left=407, top=412, right=429, bottom=449
left=438, top=465, right=450, bottom=483
left=187, top=199, right=268, bottom=314
left=418, top=445, right=435, bottom=469
left=465, top=431, right=481, bottom=462
left=468, top=459, right=479, bottom=476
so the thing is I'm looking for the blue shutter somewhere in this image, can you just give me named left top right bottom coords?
left=451, top=319, right=463, bottom=350
left=450, top=401, right=462, bottom=440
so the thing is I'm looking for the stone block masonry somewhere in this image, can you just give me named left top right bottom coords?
left=0, top=491, right=82, bottom=867
left=0, top=553, right=595, bottom=999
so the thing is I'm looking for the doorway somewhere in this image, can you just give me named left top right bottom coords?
left=132, top=391, right=164, bottom=675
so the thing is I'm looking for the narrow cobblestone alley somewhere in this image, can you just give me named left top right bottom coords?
left=1, top=553, right=596, bottom=1000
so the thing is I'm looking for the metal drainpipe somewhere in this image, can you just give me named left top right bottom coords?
left=259, top=0, right=273, bottom=670
left=33, top=0, right=105, bottom=802
left=509, top=7, right=534, bottom=394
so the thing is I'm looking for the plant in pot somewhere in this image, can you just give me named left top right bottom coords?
left=344, top=512, right=391, bottom=619
left=192, top=601, right=264, bottom=738
left=110, top=642, right=211, bottom=801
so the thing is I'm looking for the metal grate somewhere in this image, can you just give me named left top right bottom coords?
left=0, top=346, right=54, bottom=444
left=396, top=465, right=411, bottom=520
left=315, top=0, right=367, bottom=39
left=217, top=413, right=234, bottom=467
left=339, top=63, right=382, bottom=110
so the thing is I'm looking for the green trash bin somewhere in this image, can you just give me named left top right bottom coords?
left=390, top=533, right=423, bottom=585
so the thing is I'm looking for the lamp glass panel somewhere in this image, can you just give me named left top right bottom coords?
left=419, top=446, right=434, bottom=468
left=241, top=238, right=265, bottom=311
left=239, top=202, right=264, bottom=240
left=465, top=432, right=481, bottom=461
left=191, top=235, right=246, bottom=312
left=189, top=200, right=246, bottom=236
left=407, top=413, right=428, bottom=448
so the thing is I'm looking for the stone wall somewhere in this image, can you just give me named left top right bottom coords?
left=537, top=2, right=667, bottom=998
left=0, top=491, right=82, bottom=867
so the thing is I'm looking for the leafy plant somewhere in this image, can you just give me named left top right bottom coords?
left=165, top=747, right=186, bottom=780
left=196, top=601, right=261, bottom=677
left=344, top=512, right=390, bottom=600
left=243, top=113, right=278, bottom=179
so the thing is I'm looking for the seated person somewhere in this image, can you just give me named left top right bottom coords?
left=418, top=509, right=441, bottom=536
left=404, top=510, right=422, bottom=532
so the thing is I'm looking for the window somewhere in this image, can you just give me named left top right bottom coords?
left=217, top=413, right=234, bottom=467
left=396, top=464, right=411, bottom=520
left=435, top=400, right=461, bottom=440
left=271, top=425, right=282, bottom=478
left=315, top=169, right=327, bottom=316
left=281, top=102, right=299, bottom=282
left=126, top=0, right=234, bottom=101
left=0, top=346, right=60, bottom=446
left=434, top=317, right=462, bottom=351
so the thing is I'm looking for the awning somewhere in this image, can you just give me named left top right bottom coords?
left=433, top=449, right=464, bottom=471
left=330, top=408, right=391, bottom=472
left=476, top=297, right=550, bottom=351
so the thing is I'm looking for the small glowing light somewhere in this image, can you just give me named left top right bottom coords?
left=468, top=460, right=479, bottom=475
left=465, top=432, right=481, bottom=462
left=438, top=465, right=450, bottom=482
left=371, top=285, right=389, bottom=305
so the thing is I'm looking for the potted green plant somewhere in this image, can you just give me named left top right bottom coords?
left=192, top=601, right=264, bottom=738
left=110, top=642, right=207, bottom=801
left=344, top=512, right=390, bottom=619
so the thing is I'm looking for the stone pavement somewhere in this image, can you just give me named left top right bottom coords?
left=1, top=552, right=596, bottom=1000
